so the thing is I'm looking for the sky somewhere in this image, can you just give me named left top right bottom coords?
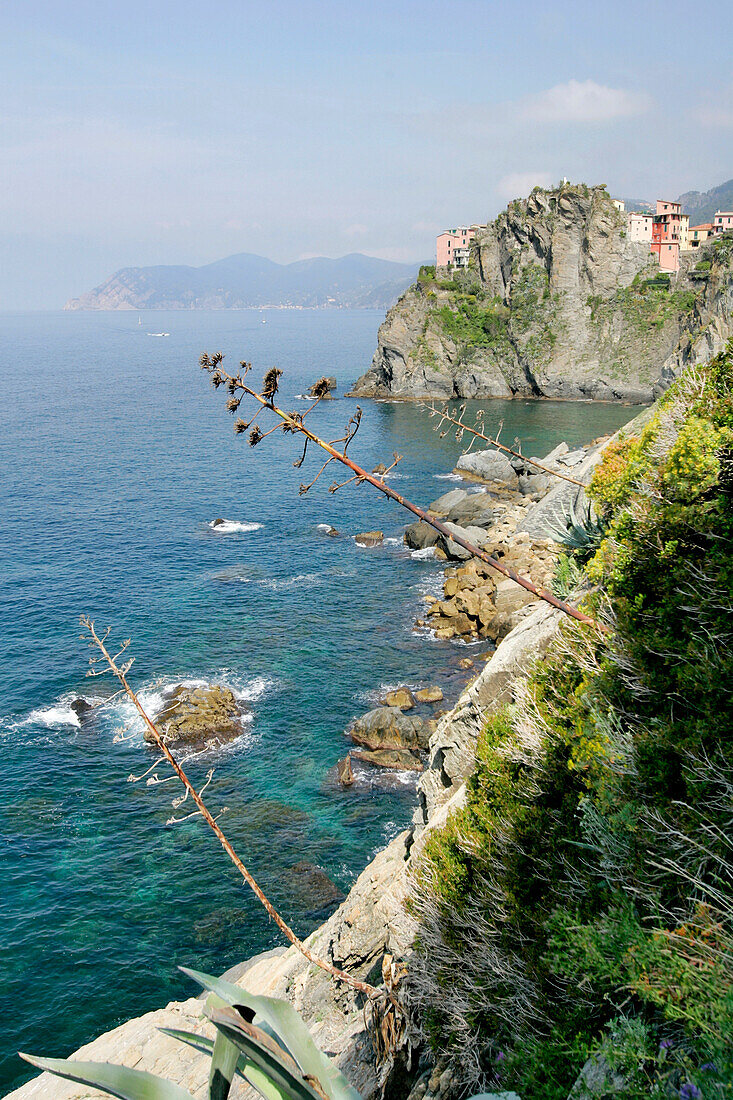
left=1, top=0, right=732, bottom=308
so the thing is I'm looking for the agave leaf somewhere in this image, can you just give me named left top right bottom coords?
left=205, top=1005, right=324, bottom=1100
left=158, top=1028, right=218, bottom=1060
left=18, top=1055, right=195, bottom=1100
left=180, top=968, right=361, bottom=1100
left=157, top=1029, right=292, bottom=1100
left=209, top=1031, right=240, bottom=1100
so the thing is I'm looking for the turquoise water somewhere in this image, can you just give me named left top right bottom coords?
left=0, top=309, right=643, bottom=1092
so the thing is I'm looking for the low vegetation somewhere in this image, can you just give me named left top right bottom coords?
left=407, top=345, right=733, bottom=1097
left=588, top=271, right=699, bottom=333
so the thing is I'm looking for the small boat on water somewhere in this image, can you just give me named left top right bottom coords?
left=138, top=316, right=142, bottom=325
left=147, top=332, right=170, bottom=337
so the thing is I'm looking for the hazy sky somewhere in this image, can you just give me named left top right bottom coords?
left=2, top=0, right=732, bottom=308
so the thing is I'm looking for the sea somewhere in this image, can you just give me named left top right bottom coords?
left=0, top=308, right=643, bottom=1092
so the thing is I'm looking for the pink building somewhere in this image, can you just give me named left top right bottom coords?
left=652, top=199, right=682, bottom=272
left=713, top=210, right=733, bottom=234
left=627, top=212, right=653, bottom=243
left=436, top=224, right=486, bottom=269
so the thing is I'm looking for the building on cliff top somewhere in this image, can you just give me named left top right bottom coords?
left=627, top=211, right=653, bottom=243
left=686, top=223, right=714, bottom=248
left=436, top=224, right=487, bottom=270
left=713, top=210, right=733, bottom=234
left=652, top=199, right=686, bottom=272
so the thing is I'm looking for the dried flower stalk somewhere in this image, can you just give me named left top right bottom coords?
left=200, top=355, right=604, bottom=630
left=80, top=615, right=379, bottom=999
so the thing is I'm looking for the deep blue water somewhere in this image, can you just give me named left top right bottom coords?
left=0, top=309, right=643, bottom=1093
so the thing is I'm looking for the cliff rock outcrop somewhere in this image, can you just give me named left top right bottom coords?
left=352, top=185, right=733, bottom=402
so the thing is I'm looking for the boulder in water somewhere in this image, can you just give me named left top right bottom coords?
left=355, top=531, right=383, bottom=547
left=337, top=755, right=354, bottom=787
left=308, top=376, right=337, bottom=399
left=351, top=747, right=424, bottom=771
left=70, top=698, right=94, bottom=720
left=381, top=687, right=415, bottom=710
left=455, top=449, right=518, bottom=487
left=350, top=707, right=429, bottom=751
left=429, top=488, right=469, bottom=515
left=404, top=520, right=440, bottom=550
left=149, top=684, right=247, bottom=749
left=415, top=686, right=443, bottom=704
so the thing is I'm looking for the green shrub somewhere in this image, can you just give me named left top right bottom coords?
left=408, top=343, right=733, bottom=1097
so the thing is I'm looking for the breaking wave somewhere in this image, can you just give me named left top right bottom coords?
left=208, top=519, right=263, bottom=534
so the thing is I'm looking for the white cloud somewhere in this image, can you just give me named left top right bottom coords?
left=344, top=222, right=369, bottom=237
left=496, top=171, right=554, bottom=202
left=521, top=80, right=651, bottom=123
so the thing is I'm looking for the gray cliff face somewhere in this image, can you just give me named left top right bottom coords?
left=352, top=185, right=733, bottom=402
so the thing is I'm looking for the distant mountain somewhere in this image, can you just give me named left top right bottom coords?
left=618, top=196, right=654, bottom=213
left=65, top=252, right=421, bottom=311
left=678, top=178, right=733, bottom=226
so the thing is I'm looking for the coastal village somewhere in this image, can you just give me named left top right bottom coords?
left=437, top=194, right=733, bottom=273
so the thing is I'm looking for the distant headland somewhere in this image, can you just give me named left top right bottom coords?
left=64, top=252, right=421, bottom=311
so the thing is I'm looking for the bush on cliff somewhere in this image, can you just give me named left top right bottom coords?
left=407, top=344, right=733, bottom=1098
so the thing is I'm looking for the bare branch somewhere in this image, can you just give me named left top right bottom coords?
left=199, top=355, right=604, bottom=631
left=421, top=402, right=585, bottom=487
left=79, top=615, right=380, bottom=1000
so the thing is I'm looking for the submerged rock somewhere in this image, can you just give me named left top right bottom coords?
left=286, top=861, right=345, bottom=916
left=149, top=684, right=247, bottom=749
left=337, top=755, right=354, bottom=787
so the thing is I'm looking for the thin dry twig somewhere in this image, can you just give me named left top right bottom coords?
left=80, top=615, right=380, bottom=999
left=423, top=402, right=585, bottom=486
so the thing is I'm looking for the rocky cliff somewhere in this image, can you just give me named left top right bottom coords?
left=352, top=184, right=733, bottom=402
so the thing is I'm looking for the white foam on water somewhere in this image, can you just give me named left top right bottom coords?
left=433, top=473, right=465, bottom=482
left=208, top=519, right=263, bottom=534
left=414, top=570, right=444, bottom=596
left=16, top=690, right=107, bottom=732
left=411, top=546, right=437, bottom=560
left=27, top=704, right=81, bottom=729
left=382, top=537, right=402, bottom=546
left=108, top=672, right=280, bottom=741
left=316, top=523, right=334, bottom=532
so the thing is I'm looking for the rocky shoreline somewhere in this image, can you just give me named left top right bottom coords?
left=9, top=425, right=621, bottom=1100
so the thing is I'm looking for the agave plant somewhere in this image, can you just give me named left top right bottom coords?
left=546, top=494, right=606, bottom=561
left=20, top=967, right=362, bottom=1100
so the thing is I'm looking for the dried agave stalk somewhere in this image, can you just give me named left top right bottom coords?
left=201, top=355, right=604, bottom=630
left=423, top=402, right=585, bottom=487
left=80, top=616, right=380, bottom=1000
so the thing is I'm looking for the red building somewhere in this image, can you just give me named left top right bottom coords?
left=652, top=199, right=682, bottom=271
